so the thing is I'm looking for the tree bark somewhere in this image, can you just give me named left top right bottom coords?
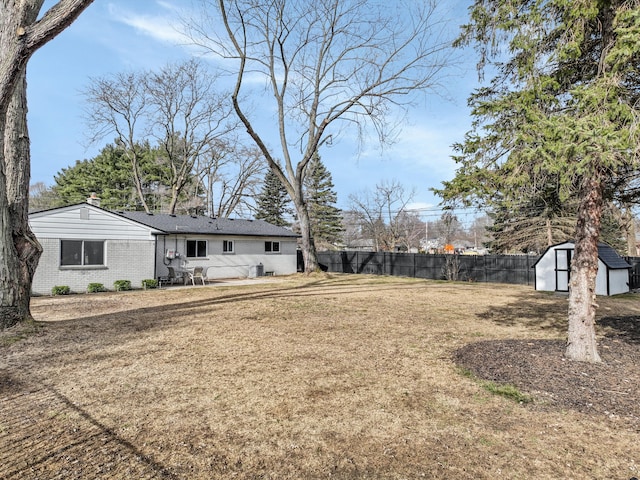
left=0, top=0, right=94, bottom=328
left=565, top=172, right=604, bottom=363
left=0, top=2, right=42, bottom=328
left=0, top=144, right=21, bottom=327
left=546, top=218, right=553, bottom=246
left=1, top=70, right=43, bottom=328
left=294, top=195, right=319, bottom=273
left=624, top=206, right=638, bottom=256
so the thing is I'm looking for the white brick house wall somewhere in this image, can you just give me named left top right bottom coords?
left=29, top=204, right=161, bottom=295
left=32, top=238, right=157, bottom=295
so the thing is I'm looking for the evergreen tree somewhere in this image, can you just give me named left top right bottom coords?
left=53, top=142, right=174, bottom=211
left=486, top=179, right=578, bottom=254
left=255, top=168, right=293, bottom=227
left=304, top=154, right=343, bottom=249
left=438, top=1, right=640, bottom=362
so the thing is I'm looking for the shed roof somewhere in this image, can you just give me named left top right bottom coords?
left=596, top=243, right=631, bottom=269
left=115, top=211, right=299, bottom=238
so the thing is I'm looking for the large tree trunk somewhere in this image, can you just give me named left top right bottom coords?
left=565, top=172, right=604, bottom=363
left=2, top=71, right=43, bottom=328
left=294, top=196, right=319, bottom=273
left=0, top=141, right=21, bottom=328
left=0, top=0, right=94, bottom=328
left=0, top=2, right=42, bottom=329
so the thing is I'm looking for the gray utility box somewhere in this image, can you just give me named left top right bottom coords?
left=249, top=263, right=264, bottom=278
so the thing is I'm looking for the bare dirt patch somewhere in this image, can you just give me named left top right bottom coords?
left=1, top=274, right=639, bottom=479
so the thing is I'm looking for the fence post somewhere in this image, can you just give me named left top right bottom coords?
left=413, top=252, right=416, bottom=278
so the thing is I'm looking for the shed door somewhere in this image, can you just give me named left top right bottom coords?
left=555, top=249, right=572, bottom=292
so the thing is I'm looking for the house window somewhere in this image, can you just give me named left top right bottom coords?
left=186, top=240, right=208, bottom=258
left=265, top=241, right=280, bottom=253
left=60, top=240, right=105, bottom=266
left=223, top=240, right=234, bottom=253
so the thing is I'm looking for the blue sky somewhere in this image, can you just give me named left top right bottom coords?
left=29, top=0, right=479, bottom=219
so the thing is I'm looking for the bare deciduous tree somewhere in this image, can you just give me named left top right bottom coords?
left=83, top=71, right=152, bottom=211
left=1, top=0, right=94, bottom=328
left=196, top=140, right=266, bottom=218
left=431, top=211, right=462, bottom=248
left=348, top=180, right=416, bottom=251
left=84, top=59, right=238, bottom=214
left=395, top=211, right=425, bottom=252
left=184, top=0, right=454, bottom=271
left=29, top=181, right=60, bottom=212
left=146, top=60, right=237, bottom=214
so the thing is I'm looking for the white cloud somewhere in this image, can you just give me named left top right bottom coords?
left=107, top=2, right=190, bottom=45
left=406, top=201, right=437, bottom=212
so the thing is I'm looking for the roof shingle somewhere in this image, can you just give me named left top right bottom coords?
left=115, top=211, right=299, bottom=238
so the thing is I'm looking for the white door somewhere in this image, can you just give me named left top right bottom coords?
left=555, top=249, right=571, bottom=292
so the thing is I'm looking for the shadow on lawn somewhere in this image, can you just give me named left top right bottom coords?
left=476, top=290, right=568, bottom=335
left=50, top=386, right=179, bottom=479
left=39, top=275, right=420, bottom=325
left=477, top=290, right=640, bottom=344
left=0, top=381, right=178, bottom=480
left=23, top=277, right=420, bottom=364
left=599, top=316, right=640, bottom=345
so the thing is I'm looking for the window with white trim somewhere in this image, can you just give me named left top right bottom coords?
left=186, top=239, right=208, bottom=258
left=60, top=240, right=105, bottom=266
left=265, top=241, right=280, bottom=253
left=223, top=240, right=234, bottom=253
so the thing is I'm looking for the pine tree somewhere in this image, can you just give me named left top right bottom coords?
left=438, top=1, right=640, bottom=363
left=255, top=168, right=293, bottom=227
left=304, top=154, right=343, bottom=249
left=52, top=142, right=173, bottom=211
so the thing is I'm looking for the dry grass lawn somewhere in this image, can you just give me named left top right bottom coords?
left=1, top=274, right=639, bottom=479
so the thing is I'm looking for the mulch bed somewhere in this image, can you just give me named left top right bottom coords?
left=455, top=316, right=640, bottom=429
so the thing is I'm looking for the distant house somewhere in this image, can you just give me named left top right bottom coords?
left=344, top=239, right=376, bottom=251
left=28, top=202, right=299, bottom=295
left=532, top=241, right=631, bottom=296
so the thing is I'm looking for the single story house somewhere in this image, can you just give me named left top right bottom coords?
left=532, top=241, right=631, bottom=296
left=28, top=202, right=299, bottom=295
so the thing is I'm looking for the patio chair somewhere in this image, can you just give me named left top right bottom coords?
left=202, top=266, right=211, bottom=283
left=167, top=266, right=183, bottom=285
left=191, top=266, right=206, bottom=286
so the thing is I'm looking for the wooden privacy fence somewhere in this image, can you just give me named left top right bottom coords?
left=307, top=251, right=640, bottom=289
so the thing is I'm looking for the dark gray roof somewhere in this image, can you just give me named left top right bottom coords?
left=597, top=243, right=631, bottom=269
left=115, top=211, right=299, bottom=238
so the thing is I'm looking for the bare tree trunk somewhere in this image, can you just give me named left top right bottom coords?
left=168, top=185, right=180, bottom=215
left=0, top=129, right=21, bottom=327
left=1, top=71, right=43, bottom=328
left=0, top=0, right=93, bottom=328
left=129, top=149, right=151, bottom=213
left=1, top=4, right=42, bottom=328
left=623, top=206, right=638, bottom=256
left=546, top=218, right=553, bottom=246
left=294, top=196, right=319, bottom=272
left=566, top=172, right=603, bottom=363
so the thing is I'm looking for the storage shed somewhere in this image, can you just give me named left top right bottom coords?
left=533, top=241, right=631, bottom=296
